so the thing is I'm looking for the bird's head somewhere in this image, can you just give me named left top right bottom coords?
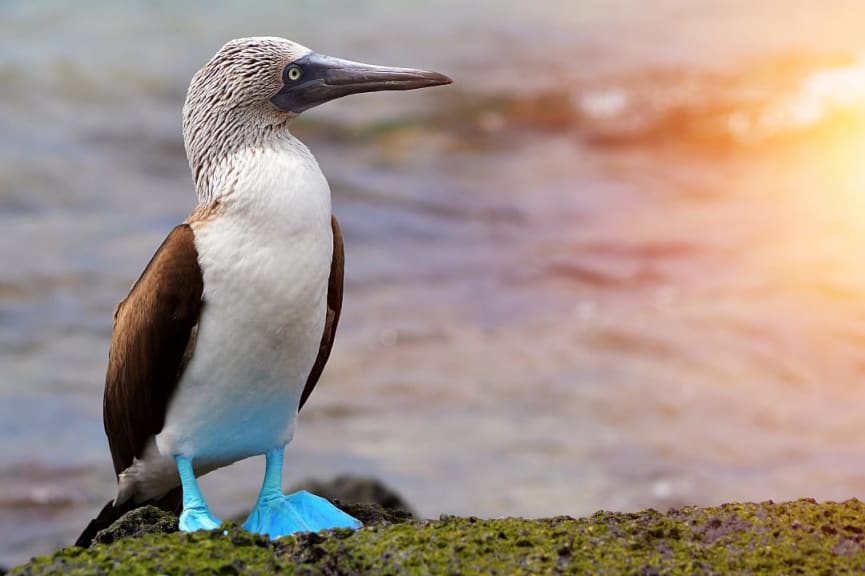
left=183, top=37, right=451, bottom=198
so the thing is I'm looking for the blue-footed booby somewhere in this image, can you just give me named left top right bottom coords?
left=75, top=37, right=451, bottom=546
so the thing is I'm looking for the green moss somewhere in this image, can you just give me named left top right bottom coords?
left=13, top=499, right=865, bottom=575
left=14, top=528, right=279, bottom=576
left=92, top=506, right=178, bottom=546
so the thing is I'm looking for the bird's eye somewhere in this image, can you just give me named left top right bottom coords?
left=287, top=65, right=302, bottom=82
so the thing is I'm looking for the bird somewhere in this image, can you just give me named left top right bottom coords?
left=75, top=36, right=451, bottom=547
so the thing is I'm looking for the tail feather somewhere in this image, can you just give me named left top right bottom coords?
left=74, top=500, right=128, bottom=548
left=75, top=488, right=182, bottom=548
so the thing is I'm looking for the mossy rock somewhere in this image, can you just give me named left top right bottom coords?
left=91, top=506, right=180, bottom=546
left=13, top=499, right=865, bottom=574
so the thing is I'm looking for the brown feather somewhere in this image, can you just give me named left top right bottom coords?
left=299, top=215, right=344, bottom=410
left=80, top=218, right=335, bottom=547
left=77, top=225, right=202, bottom=547
left=103, top=224, right=204, bottom=475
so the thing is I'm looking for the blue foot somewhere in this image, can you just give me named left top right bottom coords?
left=243, top=490, right=362, bottom=538
left=179, top=505, right=222, bottom=532
left=175, top=455, right=222, bottom=533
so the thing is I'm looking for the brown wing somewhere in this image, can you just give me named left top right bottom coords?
left=299, top=215, right=344, bottom=410
left=103, top=224, right=204, bottom=475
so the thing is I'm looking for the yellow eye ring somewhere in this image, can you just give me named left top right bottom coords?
left=287, top=66, right=302, bottom=81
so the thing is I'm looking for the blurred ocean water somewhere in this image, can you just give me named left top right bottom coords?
left=4, top=0, right=865, bottom=566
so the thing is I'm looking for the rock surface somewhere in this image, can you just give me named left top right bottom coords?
left=289, top=475, right=415, bottom=517
left=12, top=499, right=865, bottom=574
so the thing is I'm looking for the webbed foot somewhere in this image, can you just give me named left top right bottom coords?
left=175, top=454, right=222, bottom=533
left=243, top=490, right=362, bottom=538
left=179, top=505, right=222, bottom=532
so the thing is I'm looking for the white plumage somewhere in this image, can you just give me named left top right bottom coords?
left=120, top=134, right=333, bottom=503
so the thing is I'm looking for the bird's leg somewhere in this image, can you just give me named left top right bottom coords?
left=176, top=455, right=221, bottom=532
left=243, top=446, right=362, bottom=538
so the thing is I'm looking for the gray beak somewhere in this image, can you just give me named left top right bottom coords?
left=271, top=52, right=452, bottom=114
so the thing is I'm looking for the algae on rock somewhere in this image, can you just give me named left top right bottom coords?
left=13, top=499, right=865, bottom=574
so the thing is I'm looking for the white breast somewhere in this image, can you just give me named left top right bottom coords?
left=156, top=135, right=333, bottom=465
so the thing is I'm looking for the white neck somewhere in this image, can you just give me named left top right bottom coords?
left=203, top=133, right=332, bottom=235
